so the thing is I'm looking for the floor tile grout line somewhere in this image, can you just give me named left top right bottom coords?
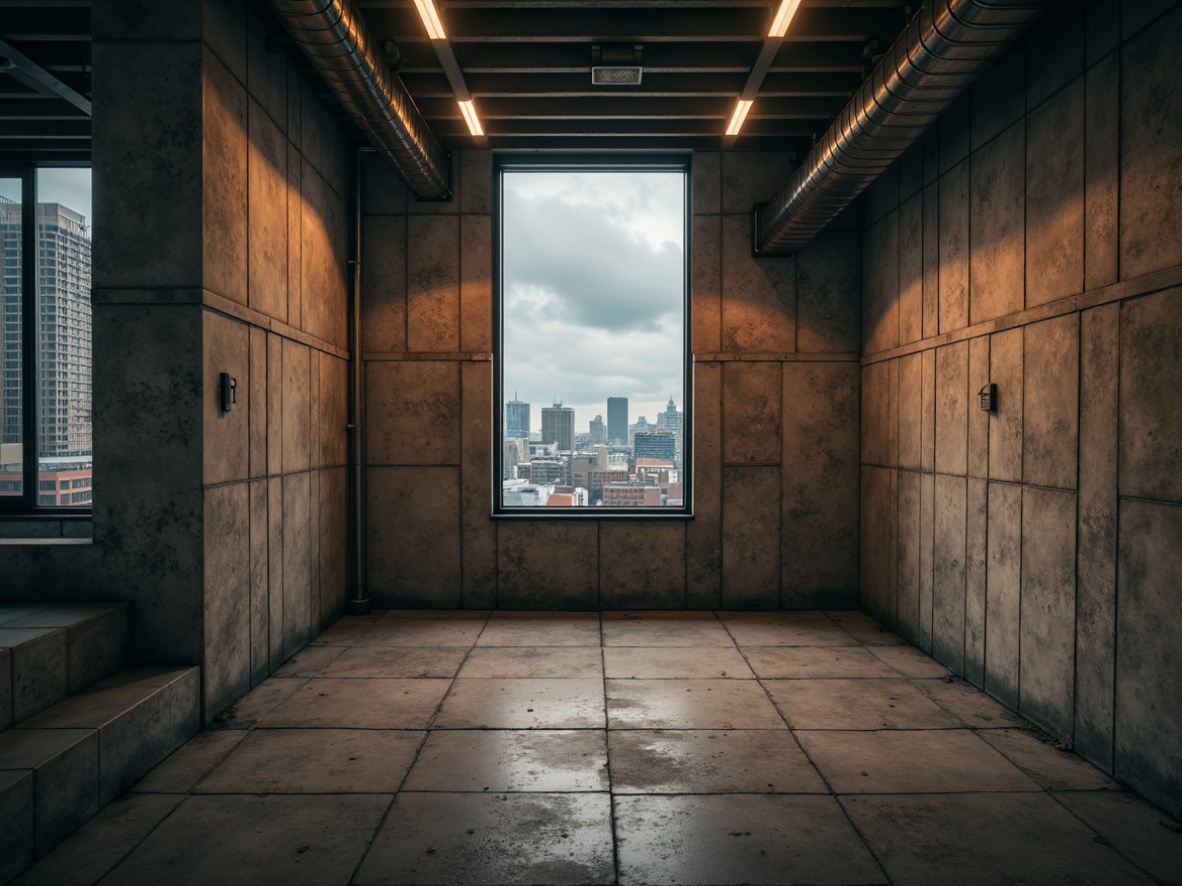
left=344, top=609, right=492, bottom=886
left=599, top=611, right=623, bottom=886
left=720, top=611, right=899, bottom=886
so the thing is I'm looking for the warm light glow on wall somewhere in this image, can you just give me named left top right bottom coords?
left=768, top=0, right=803, bottom=37
left=725, top=99, right=754, bottom=136
left=413, top=0, right=447, bottom=39
left=458, top=99, right=484, bottom=136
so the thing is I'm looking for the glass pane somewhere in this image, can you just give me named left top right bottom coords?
left=0, top=177, right=22, bottom=500
left=36, top=168, right=92, bottom=507
left=500, top=168, right=686, bottom=509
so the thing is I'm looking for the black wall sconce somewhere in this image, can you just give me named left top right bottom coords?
left=220, top=372, right=237, bottom=413
left=978, top=383, right=996, bottom=413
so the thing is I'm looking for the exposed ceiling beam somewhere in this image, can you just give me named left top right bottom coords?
left=0, top=38, right=90, bottom=114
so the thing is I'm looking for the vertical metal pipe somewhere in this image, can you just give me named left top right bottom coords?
left=346, top=148, right=371, bottom=615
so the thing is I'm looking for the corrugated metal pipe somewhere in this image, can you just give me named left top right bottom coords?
left=261, top=0, right=450, bottom=199
left=754, top=0, right=1054, bottom=255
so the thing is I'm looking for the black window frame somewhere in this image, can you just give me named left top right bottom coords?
left=491, top=154, right=693, bottom=520
left=0, top=162, right=93, bottom=519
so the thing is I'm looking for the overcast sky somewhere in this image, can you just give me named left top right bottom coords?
left=0, top=169, right=92, bottom=230
left=502, top=169, right=685, bottom=435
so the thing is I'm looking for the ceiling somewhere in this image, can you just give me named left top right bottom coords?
left=0, top=1, right=916, bottom=162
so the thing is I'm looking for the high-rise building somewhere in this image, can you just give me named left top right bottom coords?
left=0, top=199, right=92, bottom=460
left=628, top=415, right=653, bottom=447
left=656, top=396, right=682, bottom=436
left=634, top=430, right=676, bottom=462
left=505, top=395, right=530, bottom=439
left=540, top=400, right=574, bottom=452
left=606, top=396, right=627, bottom=445
left=589, top=414, right=606, bottom=444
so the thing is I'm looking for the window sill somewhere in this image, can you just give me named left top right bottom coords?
left=0, top=517, right=93, bottom=543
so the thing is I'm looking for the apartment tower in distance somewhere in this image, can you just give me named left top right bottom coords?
left=540, top=400, right=575, bottom=452
left=505, top=395, right=529, bottom=439
left=606, top=396, right=627, bottom=445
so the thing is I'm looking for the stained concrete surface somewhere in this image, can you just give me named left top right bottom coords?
left=17, top=611, right=1179, bottom=886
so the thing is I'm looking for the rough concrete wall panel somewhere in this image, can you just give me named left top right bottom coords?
left=964, top=476, right=987, bottom=687
left=1025, top=79, right=1085, bottom=307
left=267, top=476, right=284, bottom=669
left=461, top=361, right=497, bottom=608
left=1025, top=0, right=1084, bottom=110
left=497, top=522, right=599, bottom=610
left=722, top=362, right=782, bottom=464
left=938, top=93, right=971, bottom=176
left=920, top=349, right=936, bottom=472
left=970, top=122, right=1025, bottom=323
left=248, top=479, right=269, bottom=686
left=1019, top=486, right=1077, bottom=738
left=202, top=50, right=248, bottom=306
left=203, top=482, right=250, bottom=717
left=1076, top=304, right=1118, bottom=771
left=600, top=522, right=687, bottom=610
left=932, top=475, right=967, bottom=672
left=796, top=233, right=861, bottom=354
left=686, top=363, right=723, bottom=609
left=1023, top=314, right=1079, bottom=490
left=897, top=353, right=922, bottom=470
left=1120, top=6, right=1182, bottom=280
left=898, top=195, right=923, bottom=345
left=938, top=160, right=969, bottom=332
left=861, top=362, right=892, bottom=467
left=863, top=215, right=899, bottom=355
left=972, top=43, right=1025, bottom=151
left=407, top=215, right=461, bottom=352
left=896, top=469, right=921, bottom=642
left=860, top=467, right=896, bottom=627
left=935, top=342, right=969, bottom=476
left=781, top=363, right=860, bottom=608
left=1119, top=287, right=1182, bottom=501
left=692, top=151, right=721, bottom=215
left=922, top=184, right=940, bottom=339
left=1084, top=53, right=1119, bottom=292
left=967, top=336, right=989, bottom=479
left=721, top=151, right=792, bottom=214
left=918, top=472, right=934, bottom=652
left=722, top=466, right=781, bottom=608
left=366, top=361, right=461, bottom=466
left=285, top=141, right=302, bottom=330
left=360, top=216, right=407, bottom=353
left=319, top=466, right=347, bottom=626
left=366, top=467, right=461, bottom=608
left=988, top=328, right=1023, bottom=483
left=248, top=327, right=267, bottom=478
left=460, top=150, right=492, bottom=215
left=1115, top=499, right=1182, bottom=819
left=281, top=338, right=311, bottom=472
left=460, top=215, right=492, bottom=353
left=985, top=481, right=1021, bottom=708
left=203, top=311, right=250, bottom=486
left=281, top=471, right=313, bottom=656
left=247, top=100, right=288, bottom=323
left=721, top=217, right=795, bottom=352
left=692, top=214, right=722, bottom=354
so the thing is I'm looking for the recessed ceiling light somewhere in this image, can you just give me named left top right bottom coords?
left=768, top=0, right=803, bottom=38
left=413, top=0, right=446, bottom=40
left=458, top=99, right=484, bottom=136
left=725, top=99, right=754, bottom=136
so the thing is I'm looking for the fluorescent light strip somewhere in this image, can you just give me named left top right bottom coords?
left=768, top=0, right=803, bottom=37
left=413, top=0, right=446, bottom=39
left=458, top=99, right=484, bottom=136
left=725, top=99, right=753, bottom=136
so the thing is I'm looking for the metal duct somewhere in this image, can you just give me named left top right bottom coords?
left=755, top=0, right=1053, bottom=255
left=262, top=0, right=450, bottom=199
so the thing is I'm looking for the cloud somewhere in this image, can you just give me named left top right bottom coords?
left=500, top=169, right=687, bottom=431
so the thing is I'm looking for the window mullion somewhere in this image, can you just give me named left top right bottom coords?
left=21, top=166, right=37, bottom=511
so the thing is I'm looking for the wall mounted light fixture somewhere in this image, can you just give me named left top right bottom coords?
left=978, top=383, right=996, bottom=413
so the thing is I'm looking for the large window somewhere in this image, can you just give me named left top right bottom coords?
left=495, top=160, right=690, bottom=515
left=0, top=166, right=93, bottom=514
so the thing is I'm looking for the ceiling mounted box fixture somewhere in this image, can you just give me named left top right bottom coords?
left=591, top=44, right=643, bottom=85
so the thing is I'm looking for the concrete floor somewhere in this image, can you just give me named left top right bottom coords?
left=16, top=610, right=1182, bottom=886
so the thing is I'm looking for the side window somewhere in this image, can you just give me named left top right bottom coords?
left=495, top=162, right=690, bottom=515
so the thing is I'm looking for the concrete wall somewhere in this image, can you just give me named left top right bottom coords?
left=858, top=0, right=1182, bottom=817
left=360, top=150, right=862, bottom=610
left=0, top=0, right=351, bottom=722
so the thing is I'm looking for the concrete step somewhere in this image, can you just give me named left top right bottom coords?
left=0, top=666, right=200, bottom=885
left=0, top=603, right=130, bottom=730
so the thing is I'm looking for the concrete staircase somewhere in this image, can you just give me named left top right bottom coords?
left=0, top=604, right=200, bottom=885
